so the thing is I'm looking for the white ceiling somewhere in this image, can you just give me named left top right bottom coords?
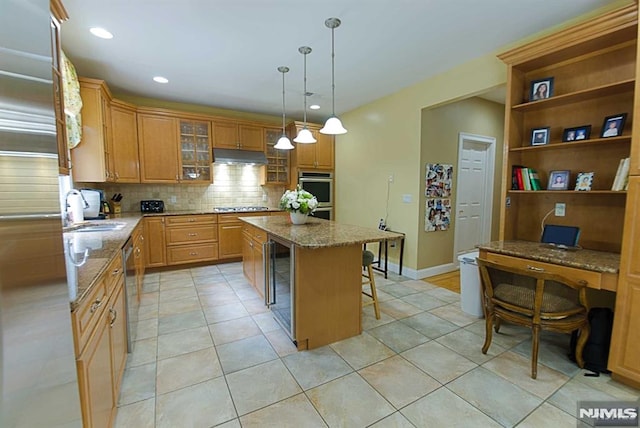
left=61, top=0, right=618, bottom=123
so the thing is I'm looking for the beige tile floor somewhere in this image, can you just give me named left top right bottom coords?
left=115, top=263, right=639, bottom=427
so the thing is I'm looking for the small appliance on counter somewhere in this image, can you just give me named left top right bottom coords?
left=80, top=189, right=106, bottom=219
left=140, top=200, right=165, bottom=213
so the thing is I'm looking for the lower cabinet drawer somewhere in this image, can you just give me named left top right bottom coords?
left=482, top=252, right=613, bottom=291
left=167, top=243, right=218, bottom=265
left=166, top=225, right=217, bottom=245
left=72, top=280, right=108, bottom=355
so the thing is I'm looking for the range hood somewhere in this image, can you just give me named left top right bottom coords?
left=213, top=148, right=268, bottom=165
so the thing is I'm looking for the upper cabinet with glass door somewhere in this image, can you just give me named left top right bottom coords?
left=264, top=127, right=289, bottom=185
left=179, top=120, right=212, bottom=183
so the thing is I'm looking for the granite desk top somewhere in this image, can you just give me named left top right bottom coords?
left=240, top=216, right=404, bottom=249
left=477, top=240, right=620, bottom=274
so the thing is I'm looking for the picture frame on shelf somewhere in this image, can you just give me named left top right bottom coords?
left=600, top=113, right=627, bottom=138
left=575, top=172, right=594, bottom=191
left=547, top=170, right=570, bottom=190
left=530, top=77, right=554, bottom=101
left=531, top=127, right=550, bottom=146
left=562, top=125, right=591, bottom=142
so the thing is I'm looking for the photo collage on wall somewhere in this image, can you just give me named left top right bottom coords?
left=425, top=163, right=453, bottom=232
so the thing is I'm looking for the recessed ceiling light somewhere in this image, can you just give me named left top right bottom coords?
left=309, top=104, right=320, bottom=110
left=89, top=27, right=113, bottom=39
left=153, top=76, right=169, bottom=84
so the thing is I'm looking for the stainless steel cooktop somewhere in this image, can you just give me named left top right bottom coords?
left=213, top=206, right=270, bottom=213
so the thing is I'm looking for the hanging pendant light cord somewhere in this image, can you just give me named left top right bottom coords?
left=281, top=70, right=287, bottom=132
left=330, top=26, right=336, bottom=116
left=303, top=51, right=309, bottom=127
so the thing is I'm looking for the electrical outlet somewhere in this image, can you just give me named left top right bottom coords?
left=402, top=194, right=412, bottom=203
left=388, top=174, right=394, bottom=183
left=170, top=195, right=177, bottom=204
left=555, top=203, right=566, bottom=217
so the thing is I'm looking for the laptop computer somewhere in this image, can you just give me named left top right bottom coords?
left=540, top=224, right=581, bottom=249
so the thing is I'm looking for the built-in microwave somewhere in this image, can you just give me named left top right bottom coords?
left=298, top=171, right=333, bottom=208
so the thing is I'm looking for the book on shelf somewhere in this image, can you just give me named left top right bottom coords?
left=529, top=168, right=543, bottom=190
left=611, top=157, right=630, bottom=191
left=511, top=165, right=542, bottom=191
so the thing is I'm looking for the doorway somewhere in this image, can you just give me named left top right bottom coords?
left=453, top=133, right=495, bottom=263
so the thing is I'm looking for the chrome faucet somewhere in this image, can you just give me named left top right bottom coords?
left=64, top=189, right=89, bottom=226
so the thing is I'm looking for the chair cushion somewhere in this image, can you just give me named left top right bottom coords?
left=494, top=282, right=580, bottom=314
left=362, top=250, right=375, bottom=266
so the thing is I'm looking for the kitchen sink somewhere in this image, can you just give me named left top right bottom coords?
left=64, top=222, right=127, bottom=233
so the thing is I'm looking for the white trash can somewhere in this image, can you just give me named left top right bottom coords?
left=458, top=250, right=484, bottom=317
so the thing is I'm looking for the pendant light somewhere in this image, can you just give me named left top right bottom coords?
left=320, top=17, right=347, bottom=135
left=294, top=46, right=317, bottom=144
left=274, top=66, right=294, bottom=150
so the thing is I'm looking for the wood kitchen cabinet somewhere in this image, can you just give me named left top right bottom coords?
left=72, top=78, right=113, bottom=182
left=110, top=100, right=140, bottom=182
left=132, top=222, right=145, bottom=296
left=165, top=214, right=218, bottom=265
left=264, top=127, right=290, bottom=185
left=138, top=112, right=179, bottom=183
left=51, top=0, right=69, bottom=175
left=144, top=216, right=167, bottom=267
left=288, top=121, right=334, bottom=170
left=72, top=252, right=126, bottom=428
left=179, top=119, right=212, bottom=183
left=218, top=212, right=265, bottom=259
left=242, top=223, right=267, bottom=298
left=72, top=78, right=141, bottom=183
left=213, top=120, right=265, bottom=151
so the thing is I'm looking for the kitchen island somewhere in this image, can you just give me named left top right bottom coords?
left=240, top=215, right=403, bottom=350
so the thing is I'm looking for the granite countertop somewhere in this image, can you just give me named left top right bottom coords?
left=477, top=240, right=620, bottom=274
left=240, top=215, right=404, bottom=249
left=64, top=215, right=143, bottom=310
left=64, top=208, right=282, bottom=309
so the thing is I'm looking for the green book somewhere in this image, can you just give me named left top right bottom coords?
left=529, top=168, right=542, bottom=190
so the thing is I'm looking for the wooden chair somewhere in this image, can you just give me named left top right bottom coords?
left=477, top=258, right=590, bottom=379
left=362, top=250, right=380, bottom=319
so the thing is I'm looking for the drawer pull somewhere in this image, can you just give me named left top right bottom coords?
left=527, top=265, right=544, bottom=272
left=188, top=233, right=198, bottom=237
left=112, top=268, right=121, bottom=275
left=188, top=218, right=196, bottom=222
left=190, top=252, right=198, bottom=256
left=90, top=299, right=103, bottom=313
left=109, top=308, right=117, bottom=327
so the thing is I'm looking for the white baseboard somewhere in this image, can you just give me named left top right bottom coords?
left=380, top=261, right=458, bottom=280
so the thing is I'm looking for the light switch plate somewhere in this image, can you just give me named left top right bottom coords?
left=402, top=194, right=412, bottom=203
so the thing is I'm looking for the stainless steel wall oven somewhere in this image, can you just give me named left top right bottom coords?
left=298, top=171, right=333, bottom=207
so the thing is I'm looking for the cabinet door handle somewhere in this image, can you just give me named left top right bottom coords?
left=112, top=268, right=121, bottom=276
left=90, top=299, right=103, bottom=313
left=109, top=308, right=117, bottom=327
left=527, top=265, right=544, bottom=272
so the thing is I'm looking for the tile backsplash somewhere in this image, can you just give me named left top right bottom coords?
left=80, top=165, right=286, bottom=212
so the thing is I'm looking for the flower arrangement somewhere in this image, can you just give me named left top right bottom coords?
left=279, top=185, right=318, bottom=214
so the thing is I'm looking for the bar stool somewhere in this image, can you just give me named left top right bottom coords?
left=362, top=250, right=380, bottom=319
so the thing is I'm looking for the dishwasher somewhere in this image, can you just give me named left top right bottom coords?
left=122, top=236, right=138, bottom=352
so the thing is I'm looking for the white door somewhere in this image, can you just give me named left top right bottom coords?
left=454, top=133, right=495, bottom=261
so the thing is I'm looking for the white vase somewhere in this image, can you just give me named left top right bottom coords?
left=289, top=211, right=309, bottom=225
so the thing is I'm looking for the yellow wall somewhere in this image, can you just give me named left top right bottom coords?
left=418, top=97, right=504, bottom=270
left=335, top=54, right=506, bottom=277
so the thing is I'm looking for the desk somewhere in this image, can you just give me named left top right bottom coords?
left=364, top=231, right=405, bottom=278
left=477, top=240, right=620, bottom=292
